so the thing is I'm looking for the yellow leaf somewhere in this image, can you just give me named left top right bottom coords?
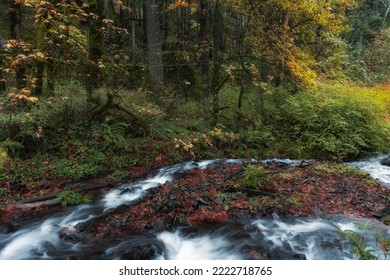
left=36, top=52, right=45, bottom=59
left=27, top=97, right=39, bottom=103
left=20, top=87, right=31, bottom=95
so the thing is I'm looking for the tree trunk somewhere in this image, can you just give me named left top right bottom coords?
left=0, top=67, right=6, bottom=93
left=0, top=37, right=6, bottom=92
left=211, top=0, right=225, bottom=124
left=145, top=0, right=164, bottom=85
left=162, top=2, right=169, bottom=50
left=34, top=21, right=46, bottom=96
left=199, top=0, right=210, bottom=98
left=131, top=3, right=136, bottom=63
left=86, top=0, right=105, bottom=94
left=46, top=59, right=54, bottom=95
left=9, top=0, right=26, bottom=89
left=382, top=1, right=390, bottom=27
left=9, top=0, right=21, bottom=41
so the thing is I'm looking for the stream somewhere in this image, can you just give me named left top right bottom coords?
left=0, top=157, right=389, bottom=260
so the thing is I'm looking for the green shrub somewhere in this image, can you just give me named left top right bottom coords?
left=274, top=83, right=390, bottom=160
left=0, top=81, right=90, bottom=152
left=57, top=190, right=92, bottom=206
left=241, top=164, right=269, bottom=190
left=0, top=147, right=10, bottom=168
left=239, top=124, right=274, bottom=154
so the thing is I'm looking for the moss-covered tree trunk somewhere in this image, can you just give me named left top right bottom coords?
left=86, top=0, right=105, bottom=94
left=34, top=21, right=47, bottom=96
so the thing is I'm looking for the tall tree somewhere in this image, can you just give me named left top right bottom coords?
left=0, top=36, right=6, bottom=92
left=145, top=0, right=164, bottom=85
left=86, top=0, right=105, bottom=94
left=210, top=0, right=227, bottom=123
left=199, top=0, right=210, bottom=98
left=9, top=0, right=26, bottom=89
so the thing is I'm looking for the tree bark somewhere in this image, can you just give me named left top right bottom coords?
left=382, top=0, right=390, bottom=27
left=0, top=37, right=6, bottom=92
left=9, top=0, right=26, bottom=89
left=34, top=21, right=47, bottom=96
left=211, top=0, right=225, bottom=123
left=145, top=0, right=164, bottom=85
left=9, top=0, right=21, bottom=41
left=86, top=0, right=105, bottom=94
left=199, top=0, right=210, bottom=98
left=131, top=3, right=136, bottom=63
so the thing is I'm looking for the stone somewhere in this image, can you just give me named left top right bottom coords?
left=380, top=156, right=390, bottom=167
left=214, top=197, right=224, bottom=204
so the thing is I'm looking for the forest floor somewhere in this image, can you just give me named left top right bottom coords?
left=1, top=156, right=389, bottom=238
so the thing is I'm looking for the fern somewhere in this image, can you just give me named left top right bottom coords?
left=337, top=221, right=390, bottom=260
left=99, top=122, right=128, bottom=145
left=0, top=139, right=24, bottom=155
left=337, top=229, right=377, bottom=260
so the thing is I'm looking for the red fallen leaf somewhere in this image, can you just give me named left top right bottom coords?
left=188, top=209, right=228, bottom=225
left=42, top=160, right=50, bottom=165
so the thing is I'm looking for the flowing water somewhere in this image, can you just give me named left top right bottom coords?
left=350, top=154, right=390, bottom=187
left=0, top=157, right=389, bottom=260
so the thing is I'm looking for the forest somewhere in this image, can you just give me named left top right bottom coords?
left=0, top=0, right=389, bottom=260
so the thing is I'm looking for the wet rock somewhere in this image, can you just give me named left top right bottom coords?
left=0, top=224, right=13, bottom=234
left=59, top=224, right=82, bottom=242
left=380, top=156, right=390, bottom=167
left=154, top=202, right=163, bottom=212
left=121, top=245, right=156, bottom=260
left=231, top=193, right=238, bottom=199
left=214, top=197, right=224, bottom=204
left=153, top=221, right=166, bottom=232
left=351, top=199, right=360, bottom=206
left=196, top=197, right=208, bottom=205
left=120, top=188, right=134, bottom=195
left=198, top=205, right=209, bottom=210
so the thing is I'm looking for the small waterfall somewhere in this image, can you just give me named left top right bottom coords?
left=0, top=157, right=389, bottom=260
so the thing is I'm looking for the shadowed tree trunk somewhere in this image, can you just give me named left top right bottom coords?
left=9, top=0, right=26, bottom=89
left=211, top=0, right=227, bottom=124
left=145, top=0, right=164, bottom=86
left=86, top=0, right=105, bottom=94
left=0, top=36, right=6, bottom=92
left=199, top=0, right=210, bottom=98
left=34, top=20, right=47, bottom=96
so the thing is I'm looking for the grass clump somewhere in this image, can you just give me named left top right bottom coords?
left=242, top=164, right=269, bottom=190
left=57, top=190, right=92, bottom=207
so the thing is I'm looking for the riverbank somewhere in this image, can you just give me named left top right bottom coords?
left=1, top=158, right=389, bottom=239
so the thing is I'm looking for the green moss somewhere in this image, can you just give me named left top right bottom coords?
left=57, top=190, right=92, bottom=207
